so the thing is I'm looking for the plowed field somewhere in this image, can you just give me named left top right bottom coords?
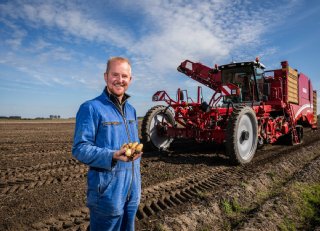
left=1, top=121, right=319, bottom=231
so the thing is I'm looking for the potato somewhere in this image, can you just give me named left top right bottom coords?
left=121, top=142, right=143, bottom=158
left=135, top=143, right=143, bottom=153
left=131, top=142, right=139, bottom=149
left=125, top=148, right=132, bottom=157
left=121, top=143, right=129, bottom=149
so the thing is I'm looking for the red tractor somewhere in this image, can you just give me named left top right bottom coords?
left=141, top=58, right=318, bottom=164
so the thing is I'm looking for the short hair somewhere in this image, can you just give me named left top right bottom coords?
left=106, top=56, right=131, bottom=73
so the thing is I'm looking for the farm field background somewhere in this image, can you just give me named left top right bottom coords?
left=0, top=120, right=320, bottom=230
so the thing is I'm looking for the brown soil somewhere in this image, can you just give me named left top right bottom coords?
left=0, top=121, right=319, bottom=231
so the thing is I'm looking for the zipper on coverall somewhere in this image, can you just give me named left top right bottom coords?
left=122, top=116, right=135, bottom=201
left=114, top=103, right=134, bottom=202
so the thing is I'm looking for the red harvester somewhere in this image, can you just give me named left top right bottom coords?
left=141, top=58, right=318, bottom=164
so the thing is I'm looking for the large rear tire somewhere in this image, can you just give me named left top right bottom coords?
left=141, top=105, right=175, bottom=151
left=226, top=106, right=258, bottom=165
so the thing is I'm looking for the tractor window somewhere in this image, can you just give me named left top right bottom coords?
left=255, top=67, right=264, bottom=101
left=221, top=66, right=254, bottom=103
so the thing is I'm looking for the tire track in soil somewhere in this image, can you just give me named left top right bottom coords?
left=0, top=159, right=88, bottom=195
left=30, top=165, right=232, bottom=230
left=149, top=130, right=320, bottom=230
left=141, top=134, right=320, bottom=230
left=32, top=129, right=320, bottom=231
left=1, top=158, right=79, bottom=178
left=0, top=150, right=72, bottom=170
left=0, top=149, right=70, bottom=161
left=0, top=142, right=71, bottom=156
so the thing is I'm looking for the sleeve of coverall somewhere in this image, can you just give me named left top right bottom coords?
left=72, top=102, right=115, bottom=170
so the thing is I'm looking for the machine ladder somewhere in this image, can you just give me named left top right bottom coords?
left=287, top=104, right=299, bottom=144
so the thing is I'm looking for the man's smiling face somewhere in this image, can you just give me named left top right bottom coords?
left=104, top=60, right=132, bottom=101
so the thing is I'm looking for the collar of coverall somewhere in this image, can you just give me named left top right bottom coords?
left=104, top=86, right=130, bottom=108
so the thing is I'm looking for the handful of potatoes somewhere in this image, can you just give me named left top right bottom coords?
left=121, top=142, right=143, bottom=158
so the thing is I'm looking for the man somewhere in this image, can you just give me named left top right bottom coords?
left=72, top=57, right=142, bottom=230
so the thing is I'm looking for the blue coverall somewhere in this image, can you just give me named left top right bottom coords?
left=72, top=89, right=141, bottom=231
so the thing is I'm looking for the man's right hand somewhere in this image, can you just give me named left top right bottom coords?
left=112, top=149, right=142, bottom=162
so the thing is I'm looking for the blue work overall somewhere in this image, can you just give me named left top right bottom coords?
left=72, top=90, right=141, bottom=231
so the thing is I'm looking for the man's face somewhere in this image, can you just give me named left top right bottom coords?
left=104, top=61, right=132, bottom=99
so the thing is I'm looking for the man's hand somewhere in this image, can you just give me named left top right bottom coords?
left=113, top=149, right=143, bottom=162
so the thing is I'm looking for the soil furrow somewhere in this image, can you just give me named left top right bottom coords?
left=0, top=164, right=87, bottom=195
left=1, top=122, right=319, bottom=231
left=33, top=138, right=320, bottom=231
left=0, top=158, right=80, bottom=178
left=136, top=139, right=320, bottom=230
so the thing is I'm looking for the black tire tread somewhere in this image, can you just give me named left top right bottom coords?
left=226, top=105, right=258, bottom=165
left=141, top=105, right=174, bottom=151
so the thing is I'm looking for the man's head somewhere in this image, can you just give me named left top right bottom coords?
left=104, top=57, right=132, bottom=102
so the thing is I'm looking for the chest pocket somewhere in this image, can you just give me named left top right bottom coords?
left=100, top=121, right=123, bottom=146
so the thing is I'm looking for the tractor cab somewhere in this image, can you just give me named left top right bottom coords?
left=220, top=60, right=265, bottom=104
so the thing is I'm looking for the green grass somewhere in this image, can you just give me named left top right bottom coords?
left=222, top=198, right=243, bottom=216
left=278, top=217, right=296, bottom=231
left=283, top=182, right=320, bottom=230
left=266, top=171, right=277, bottom=181
left=294, top=183, right=320, bottom=227
left=222, top=200, right=234, bottom=215
left=195, top=190, right=208, bottom=200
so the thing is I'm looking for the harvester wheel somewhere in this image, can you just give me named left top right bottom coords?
left=141, top=105, right=175, bottom=151
left=226, top=106, right=258, bottom=165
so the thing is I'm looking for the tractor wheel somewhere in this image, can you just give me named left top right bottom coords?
left=226, top=106, right=258, bottom=165
left=141, top=105, right=175, bottom=151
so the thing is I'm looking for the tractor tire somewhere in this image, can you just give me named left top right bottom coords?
left=141, top=105, right=175, bottom=151
left=226, top=106, right=258, bottom=165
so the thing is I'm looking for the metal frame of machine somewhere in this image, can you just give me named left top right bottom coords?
left=142, top=58, right=317, bottom=164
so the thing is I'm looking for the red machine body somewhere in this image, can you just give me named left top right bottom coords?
left=142, top=58, right=317, bottom=164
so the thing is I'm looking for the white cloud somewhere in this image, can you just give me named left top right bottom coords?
left=0, top=0, right=304, bottom=117
left=52, top=77, right=70, bottom=85
left=125, top=0, right=296, bottom=74
left=1, top=0, right=298, bottom=76
left=0, top=0, right=134, bottom=48
left=0, top=19, right=27, bottom=49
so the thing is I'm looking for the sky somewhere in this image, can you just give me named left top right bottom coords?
left=0, top=0, right=319, bottom=118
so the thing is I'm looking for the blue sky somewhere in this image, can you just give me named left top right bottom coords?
left=0, top=0, right=319, bottom=118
